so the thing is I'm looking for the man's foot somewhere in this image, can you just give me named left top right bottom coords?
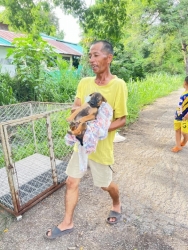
left=171, top=146, right=182, bottom=152
left=106, top=204, right=122, bottom=224
left=106, top=206, right=122, bottom=225
left=44, top=226, right=74, bottom=240
left=45, top=221, right=74, bottom=238
left=181, top=140, right=187, bottom=147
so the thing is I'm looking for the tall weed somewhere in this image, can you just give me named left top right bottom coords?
left=0, top=72, right=16, bottom=105
left=126, top=73, right=183, bottom=124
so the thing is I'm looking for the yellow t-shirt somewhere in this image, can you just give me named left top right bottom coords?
left=75, top=76, right=128, bottom=165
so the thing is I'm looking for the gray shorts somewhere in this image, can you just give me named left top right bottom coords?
left=66, top=151, right=113, bottom=187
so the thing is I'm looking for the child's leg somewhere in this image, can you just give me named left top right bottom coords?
left=181, top=120, right=188, bottom=146
left=181, top=133, right=188, bottom=146
left=171, top=120, right=182, bottom=152
left=175, top=128, right=181, bottom=147
left=171, top=130, right=182, bottom=151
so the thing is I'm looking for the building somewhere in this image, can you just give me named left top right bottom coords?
left=0, top=29, right=83, bottom=76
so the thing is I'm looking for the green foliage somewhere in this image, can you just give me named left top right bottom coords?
left=80, top=0, right=188, bottom=75
left=0, top=71, right=16, bottom=105
left=0, top=151, right=5, bottom=169
left=126, top=73, right=183, bottom=124
left=0, top=37, right=81, bottom=104
left=111, top=46, right=145, bottom=82
left=141, top=0, right=188, bottom=74
left=81, top=0, right=127, bottom=43
left=78, top=53, right=94, bottom=78
left=0, top=0, right=58, bottom=36
left=35, top=59, right=80, bottom=103
left=7, top=35, right=59, bottom=101
left=53, top=0, right=86, bottom=21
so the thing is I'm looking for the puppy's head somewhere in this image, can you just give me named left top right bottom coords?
left=88, top=92, right=107, bottom=108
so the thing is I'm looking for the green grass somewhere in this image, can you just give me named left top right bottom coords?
left=126, top=73, right=183, bottom=125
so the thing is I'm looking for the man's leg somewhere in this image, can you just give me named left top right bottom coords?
left=47, top=176, right=80, bottom=236
left=89, top=160, right=121, bottom=223
left=102, top=182, right=121, bottom=223
left=58, top=177, right=80, bottom=230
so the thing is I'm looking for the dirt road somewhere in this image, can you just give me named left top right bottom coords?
left=1, top=88, right=188, bottom=250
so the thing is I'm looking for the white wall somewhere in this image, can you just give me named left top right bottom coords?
left=0, top=47, right=16, bottom=77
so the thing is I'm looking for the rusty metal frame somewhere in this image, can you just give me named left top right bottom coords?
left=0, top=102, right=72, bottom=217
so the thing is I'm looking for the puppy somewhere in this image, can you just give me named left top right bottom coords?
left=67, top=92, right=107, bottom=145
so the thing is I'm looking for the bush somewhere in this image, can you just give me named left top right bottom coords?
left=0, top=71, right=16, bottom=105
left=7, top=35, right=59, bottom=102
left=126, top=73, right=183, bottom=124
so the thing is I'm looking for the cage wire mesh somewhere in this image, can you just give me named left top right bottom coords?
left=0, top=102, right=73, bottom=216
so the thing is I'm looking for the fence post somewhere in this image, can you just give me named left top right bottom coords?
left=0, top=124, right=20, bottom=214
left=29, top=103, right=38, bottom=152
left=46, top=114, right=58, bottom=185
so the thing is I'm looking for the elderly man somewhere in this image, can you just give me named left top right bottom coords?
left=45, top=40, right=128, bottom=239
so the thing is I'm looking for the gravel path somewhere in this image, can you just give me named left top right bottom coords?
left=1, top=88, right=188, bottom=250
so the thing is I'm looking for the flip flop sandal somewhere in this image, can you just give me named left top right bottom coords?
left=106, top=210, right=122, bottom=225
left=44, top=225, right=74, bottom=240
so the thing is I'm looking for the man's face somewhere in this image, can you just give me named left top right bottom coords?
left=88, top=42, right=112, bottom=74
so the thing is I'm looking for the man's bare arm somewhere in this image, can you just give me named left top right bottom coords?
left=71, top=97, right=81, bottom=113
left=108, top=116, right=126, bottom=132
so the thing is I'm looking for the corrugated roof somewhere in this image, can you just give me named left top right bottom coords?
left=40, top=33, right=57, bottom=41
left=63, top=41, right=83, bottom=54
left=0, top=30, right=83, bottom=57
left=40, top=33, right=83, bottom=55
left=0, top=29, right=24, bottom=42
left=45, top=39, right=82, bottom=56
left=0, top=37, right=12, bottom=46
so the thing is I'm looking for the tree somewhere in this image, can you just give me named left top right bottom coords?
left=79, top=0, right=187, bottom=77
left=80, top=0, right=127, bottom=44
left=53, top=0, right=86, bottom=21
left=113, top=0, right=186, bottom=76
left=142, top=0, right=188, bottom=74
left=0, top=0, right=59, bottom=36
left=7, top=35, right=59, bottom=101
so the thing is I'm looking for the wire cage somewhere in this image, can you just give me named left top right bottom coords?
left=0, top=102, right=73, bottom=218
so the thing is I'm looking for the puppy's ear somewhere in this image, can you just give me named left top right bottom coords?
left=89, top=92, right=94, bottom=96
left=102, top=96, right=107, bottom=102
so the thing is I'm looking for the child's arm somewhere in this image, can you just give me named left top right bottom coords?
left=183, top=112, right=188, bottom=120
left=178, top=95, right=184, bottom=115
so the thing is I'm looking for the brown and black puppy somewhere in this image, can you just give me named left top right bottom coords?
left=67, top=92, right=107, bottom=145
